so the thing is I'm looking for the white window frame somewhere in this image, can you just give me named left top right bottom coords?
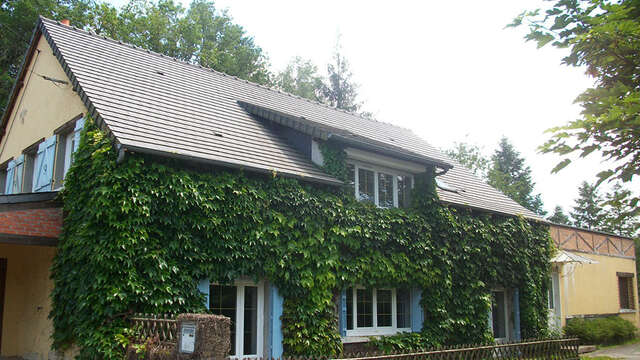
left=489, top=289, right=509, bottom=342
left=63, top=131, right=75, bottom=177
left=349, top=161, right=414, bottom=208
left=346, top=287, right=412, bottom=337
left=210, top=280, right=264, bottom=359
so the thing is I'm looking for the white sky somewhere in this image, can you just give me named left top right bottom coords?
left=111, top=0, right=637, bottom=214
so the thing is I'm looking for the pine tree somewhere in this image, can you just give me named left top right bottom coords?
left=548, top=206, right=571, bottom=225
left=601, top=184, right=640, bottom=237
left=318, top=41, right=362, bottom=113
left=487, top=137, right=546, bottom=216
left=571, top=181, right=605, bottom=230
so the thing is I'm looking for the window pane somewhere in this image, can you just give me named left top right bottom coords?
left=358, top=168, right=374, bottom=203
left=491, top=291, right=506, bottom=338
left=357, top=288, right=373, bottom=327
left=346, top=287, right=354, bottom=330
left=244, top=286, right=258, bottom=355
left=397, top=176, right=412, bottom=208
left=378, top=173, right=393, bottom=208
left=210, top=285, right=237, bottom=355
left=619, top=277, right=634, bottom=310
left=347, top=164, right=356, bottom=198
left=396, top=288, right=411, bottom=328
left=377, top=289, right=392, bottom=327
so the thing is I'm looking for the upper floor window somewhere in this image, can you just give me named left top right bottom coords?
left=1, top=115, right=84, bottom=195
left=347, top=162, right=413, bottom=208
left=345, top=287, right=411, bottom=337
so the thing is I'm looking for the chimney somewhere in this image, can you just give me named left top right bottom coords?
left=60, top=19, right=70, bottom=26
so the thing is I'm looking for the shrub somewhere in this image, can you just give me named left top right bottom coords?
left=564, top=316, right=637, bottom=344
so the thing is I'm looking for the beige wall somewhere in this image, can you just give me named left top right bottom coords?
left=0, top=34, right=87, bottom=164
left=557, top=252, right=640, bottom=327
left=1, top=243, right=56, bottom=359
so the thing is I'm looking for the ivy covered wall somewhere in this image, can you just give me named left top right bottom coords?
left=51, top=121, right=552, bottom=359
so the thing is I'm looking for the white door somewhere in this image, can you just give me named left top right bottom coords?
left=548, top=272, right=562, bottom=331
left=209, top=281, right=264, bottom=358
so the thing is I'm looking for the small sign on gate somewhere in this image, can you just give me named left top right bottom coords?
left=179, top=321, right=196, bottom=354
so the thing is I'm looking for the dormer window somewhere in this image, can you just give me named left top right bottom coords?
left=347, top=162, right=413, bottom=208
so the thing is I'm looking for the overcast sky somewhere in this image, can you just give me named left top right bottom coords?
left=111, top=0, right=636, bottom=215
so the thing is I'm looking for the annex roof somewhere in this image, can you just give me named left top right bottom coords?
left=1, top=17, right=543, bottom=220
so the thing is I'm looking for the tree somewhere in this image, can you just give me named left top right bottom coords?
left=487, top=137, right=547, bottom=216
left=275, top=56, right=323, bottom=101
left=571, top=181, right=605, bottom=230
left=548, top=206, right=571, bottom=225
left=0, top=0, right=96, bottom=112
left=444, top=142, right=490, bottom=178
left=318, top=41, right=363, bottom=113
left=601, top=183, right=640, bottom=237
left=510, top=0, right=640, bottom=217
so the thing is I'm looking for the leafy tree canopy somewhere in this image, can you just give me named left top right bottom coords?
left=487, top=137, right=547, bottom=216
left=318, top=42, right=363, bottom=113
left=274, top=56, right=324, bottom=102
left=444, top=142, right=490, bottom=178
left=548, top=205, right=571, bottom=225
left=509, top=0, right=640, bottom=216
left=601, top=183, right=640, bottom=237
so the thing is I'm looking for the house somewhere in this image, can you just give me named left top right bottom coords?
left=0, top=17, right=634, bottom=360
left=547, top=224, right=638, bottom=331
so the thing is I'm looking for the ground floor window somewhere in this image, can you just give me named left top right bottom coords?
left=345, top=287, right=411, bottom=336
left=617, top=272, right=635, bottom=310
left=490, top=290, right=508, bottom=340
left=209, top=281, right=263, bottom=358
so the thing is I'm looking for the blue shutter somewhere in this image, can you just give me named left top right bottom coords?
left=33, top=136, right=56, bottom=192
left=73, top=117, right=85, bottom=153
left=513, top=288, right=521, bottom=341
left=339, top=289, right=347, bottom=336
left=198, top=279, right=210, bottom=309
left=12, top=155, right=24, bottom=194
left=4, top=160, right=16, bottom=194
left=270, top=286, right=284, bottom=358
left=411, top=288, right=424, bottom=332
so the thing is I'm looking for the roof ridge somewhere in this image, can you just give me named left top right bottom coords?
left=38, top=16, right=411, bottom=132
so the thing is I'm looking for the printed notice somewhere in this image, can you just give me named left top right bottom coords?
left=180, top=322, right=196, bottom=353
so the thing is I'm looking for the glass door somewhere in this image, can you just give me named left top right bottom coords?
left=210, top=282, right=264, bottom=358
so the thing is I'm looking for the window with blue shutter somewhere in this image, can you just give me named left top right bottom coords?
left=33, top=136, right=56, bottom=192
left=11, top=155, right=24, bottom=194
left=4, top=160, right=16, bottom=194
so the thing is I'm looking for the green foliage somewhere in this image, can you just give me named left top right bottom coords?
left=51, top=120, right=552, bottom=358
left=548, top=206, right=571, bottom=225
left=601, top=183, right=640, bottom=238
left=511, top=0, right=640, bottom=216
left=368, top=332, right=433, bottom=353
left=487, top=137, right=546, bottom=216
left=274, top=57, right=324, bottom=102
left=318, top=39, right=365, bottom=115
left=571, top=181, right=605, bottom=230
left=444, top=142, right=490, bottom=179
left=564, top=317, right=637, bottom=345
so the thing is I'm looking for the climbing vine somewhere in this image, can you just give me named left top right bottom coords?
left=51, top=121, right=552, bottom=359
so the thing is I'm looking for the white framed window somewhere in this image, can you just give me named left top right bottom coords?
left=345, top=287, right=411, bottom=337
left=209, top=280, right=264, bottom=359
left=490, top=289, right=509, bottom=341
left=347, top=162, right=413, bottom=208
left=63, top=131, right=75, bottom=176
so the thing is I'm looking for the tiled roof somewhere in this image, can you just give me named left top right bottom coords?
left=33, top=17, right=542, bottom=220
